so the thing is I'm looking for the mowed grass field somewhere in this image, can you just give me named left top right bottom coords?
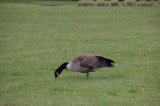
left=0, top=1, right=160, bottom=106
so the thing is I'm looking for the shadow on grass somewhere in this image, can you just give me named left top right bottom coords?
left=52, top=71, right=124, bottom=81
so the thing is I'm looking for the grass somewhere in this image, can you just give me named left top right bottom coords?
left=0, top=1, right=160, bottom=106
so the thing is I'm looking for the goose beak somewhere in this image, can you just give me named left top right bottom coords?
left=54, top=71, right=59, bottom=78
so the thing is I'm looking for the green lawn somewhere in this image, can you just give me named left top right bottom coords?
left=0, top=2, right=160, bottom=106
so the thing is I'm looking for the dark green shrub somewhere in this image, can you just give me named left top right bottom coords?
left=125, top=0, right=136, bottom=6
left=78, top=0, right=90, bottom=6
left=97, top=1, right=109, bottom=6
left=97, top=2, right=106, bottom=6
left=110, top=0, right=120, bottom=6
left=155, top=0, right=160, bottom=6
left=0, top=0, right=35, bottom=3
left=121, top=1, right=126, bottom=6
left=89, top=1, right=96, bottom=6
left=137, top=0, right=152, bottom=6
left=104, top=1, right=110, bottom=6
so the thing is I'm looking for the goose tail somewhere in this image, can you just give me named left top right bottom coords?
left=96, top=56, right=115, bottom=67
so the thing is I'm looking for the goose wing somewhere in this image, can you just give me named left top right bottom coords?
left=74, top=54, right=115, bottom=68
left=74, top=55, right=102, bottom=69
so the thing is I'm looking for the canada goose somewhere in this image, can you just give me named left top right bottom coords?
left=54, top=54, right=115, bottom=78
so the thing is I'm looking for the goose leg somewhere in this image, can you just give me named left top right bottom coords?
left=86, top=72, right=89, bottom=78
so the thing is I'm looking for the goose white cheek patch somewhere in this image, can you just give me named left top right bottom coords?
left=56, top=72, right=59, bottom=76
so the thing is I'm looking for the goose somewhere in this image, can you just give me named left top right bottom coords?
left=54, top=54, right=115, bottom=78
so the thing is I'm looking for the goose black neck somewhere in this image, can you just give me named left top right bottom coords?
left=59, top=62, right=68, bottom=70
left=54, top=62, right=68, bottom=78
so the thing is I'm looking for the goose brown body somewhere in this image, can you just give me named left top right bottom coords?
left=54, top=54, right=115, bottom=78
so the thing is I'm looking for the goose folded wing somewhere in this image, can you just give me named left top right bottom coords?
left=79, top=57, right=102, bottom=69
